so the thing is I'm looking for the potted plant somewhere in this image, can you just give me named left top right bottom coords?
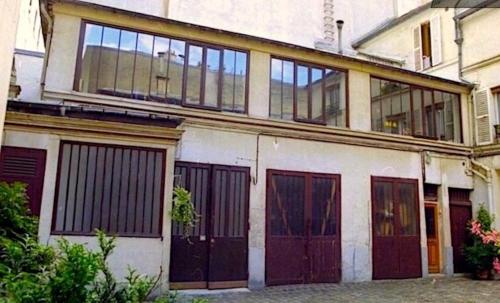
left=464, top=205, right=500, bottom=279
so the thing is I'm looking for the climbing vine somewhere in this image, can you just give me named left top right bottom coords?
left=170, top=186, right=198, bottom=239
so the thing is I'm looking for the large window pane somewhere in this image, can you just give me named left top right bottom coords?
left=412, top=88, right=423, bottom=136
left=150, top=37, right=169, bottom=100
left=185, top=45, right=203, bottom=105
left=223, top=50, right=248, bottom=113
left=115, top=30, right=137, bottom=96
left=371, top=77, right=461, bottom=142
left=79, top=24, right=103, bottom=93
left=167, top=39, right=185, bottom=102
left=270, top=58, right=294, bottom=120
left=424, top=90, right=434, bottom=137
left=222, top=50, right=236, bottom=111
left=97, top=27, right=120, bottom=95
left=325, top=69, right=347, bottom=127
left=311, top=68, right=323, bottom=122
left=204, top=48, right=221, bottom=107
left=133, top=33, right=153, bottom=100
left=296, top=65, right=309, bottom=120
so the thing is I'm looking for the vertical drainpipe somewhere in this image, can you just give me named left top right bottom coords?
left=40, top=0, right=54, bottom=101
left=336, top=20, right=344, bottom=54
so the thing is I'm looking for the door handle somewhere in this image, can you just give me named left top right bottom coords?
left=210, top=238, right=215, bottom=244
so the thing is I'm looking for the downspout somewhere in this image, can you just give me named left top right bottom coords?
left=40, top=0, right=54, bottom=100
left=470, top=159, right=494, bottom=214
left=453, top=9, right=465, bottom=81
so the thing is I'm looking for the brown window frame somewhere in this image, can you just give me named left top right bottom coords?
left=370, top=76, right=463, bottom=143
left=269, top=56, right=349, bottom=127
left=51, top=141, right=166, bottom=238
left=74, top=20, right=250, bottom=114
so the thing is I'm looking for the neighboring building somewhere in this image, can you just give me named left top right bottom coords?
left=352, top=1, right=500, bottom=238
left=12, top=0, right=45, bottom=102
left=0, top=0, right=22, bottom=144
left=0, top=0, right=479, bottom=292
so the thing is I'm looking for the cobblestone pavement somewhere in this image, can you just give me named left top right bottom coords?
left=182, top=277, right=500, bottom=303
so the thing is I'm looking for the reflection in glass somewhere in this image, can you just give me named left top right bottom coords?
left=296, top=65, right=309, bottom=120
left=150, top=36, right=170, bottom=100
left=325, top=69, right=346, bottom=127
left=185, top=45, right=203, bottom=105
left=311, top=68, right=323, bottom=122
left=115, top=30, right=137, bottom=96
left=222, top=50, right=236, bottom=110
left=167, top=39, right=185, bottom=102
left=270, top=58, right=294, bottom=120
left=80, top=24, right=103, bottom=93
left=424, top=90, right=434, bottom=137
left=234, top=51, right=247, bottom=112
left=374, top=181, right=394, bottom=236
left=133, top=33, right=153, bottom=99
left=413, top=88, right=423, bottom=136
left=204, top=48, right=220, bottom=107
left=399, top=183, right=417, bottom=235
left=97, top=27, right=120, bottom=95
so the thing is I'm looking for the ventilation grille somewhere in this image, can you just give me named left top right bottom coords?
left=2, top=155, right=38, bottom=177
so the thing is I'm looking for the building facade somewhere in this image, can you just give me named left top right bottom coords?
left=0, top=0, right=482, bottom=293
left=352, top=2, right=500, bottom=238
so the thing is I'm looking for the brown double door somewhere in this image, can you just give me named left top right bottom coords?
left=266, top=170, right=341, bottom=286
left=372, top=177, right=421, bottom=279
left=169, top=162, right=249, bottom=289
left=0, top=146, right=47, bottom=216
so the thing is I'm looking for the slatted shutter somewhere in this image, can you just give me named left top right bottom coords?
left=430, top=16, right=442, bottom=66
left=0, top=147, right=47, bottom=216
left=474, top=89, right=493, bottom=145
left=413, top=26, right=422, bottom=71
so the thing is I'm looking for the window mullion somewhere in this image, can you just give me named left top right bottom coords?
left=308, top=67, right=312, bottom=121
left=200, top=47, right=207, bottom=106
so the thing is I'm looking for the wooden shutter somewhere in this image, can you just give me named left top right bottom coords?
left=413, top=26, right=423, bottom=71
left=430, top=16, right=442, bottom=66
left=474, top=89, right=493, bottom=145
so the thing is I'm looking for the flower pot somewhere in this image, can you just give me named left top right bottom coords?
left=474, top=269, right=492, bottom=280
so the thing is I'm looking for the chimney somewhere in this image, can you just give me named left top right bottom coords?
left=336, top=20, right=344, bottom=54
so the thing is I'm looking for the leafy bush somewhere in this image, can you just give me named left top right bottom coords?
left=0, top=182, right=206, bottom=303
left=464, top=204, right=500, bottom=276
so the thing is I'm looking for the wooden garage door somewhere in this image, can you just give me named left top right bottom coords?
left=372, top=177, right=421, bottom=279
left=266, top=170, right=341, bottom=285
left=0, top=146, right=47, bottom=216
left=169, top=162, right=249, bottom=289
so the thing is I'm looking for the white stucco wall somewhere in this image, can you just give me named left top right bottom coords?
left=176, top=124, right=428, bottom=285
left=15, top=0, right=45, bottom=52
left=14, top=51, right=44, bottom=101
left=0, top=0, right=21, bottom=145
left=81, top=0, right=169, bottom=18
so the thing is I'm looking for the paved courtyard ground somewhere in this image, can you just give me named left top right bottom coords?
left=181, top=277, right=500, bottom=303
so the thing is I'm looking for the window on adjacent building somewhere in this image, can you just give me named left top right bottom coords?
left=76, top=22, right=248, bottom=113
left=269, top=57, right=347, bottom=126
left=371, top=77, right=461, bottom=142
left=52, top=142, right=165, bottom=237
left=414, top=16, right=442, bottom=71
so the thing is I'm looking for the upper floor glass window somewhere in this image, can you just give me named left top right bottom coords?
left=75, top=22, right=248, bottom=113
left=270, top=57, right=347, bottom=127
left=371, top=77, right=462, bottom=142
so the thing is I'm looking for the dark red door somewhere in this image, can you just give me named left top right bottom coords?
left=266, top=170, right=341, bottom=286
left=0, top=146, right=47, bottom=216
left=449, top=188, right=472, bottom=273
left=169, top=162, right=249, bottom=289
left=372, top=177, right=421, bottom=279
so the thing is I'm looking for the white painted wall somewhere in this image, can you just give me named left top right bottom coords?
left=81, top=0, right=169, bottom=18
left=15, top=0, right=45, bottom=52
left=0, top=0, right=21, bottom=145
left=14, top=51, right=44, bottom=101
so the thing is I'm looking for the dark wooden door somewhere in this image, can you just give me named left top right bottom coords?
left=0, top=146, right=47, bottom=216
left=449, top=188, right=472, bottom=273
left=266, top=170, right=341, bottom=286
left=169, top=162, right=249, bottom=289
left=372, top=177, right=421, bottom=279
left=425, top=203, right=440, bottom=273
left=208, top=165, right=249, bottom=289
